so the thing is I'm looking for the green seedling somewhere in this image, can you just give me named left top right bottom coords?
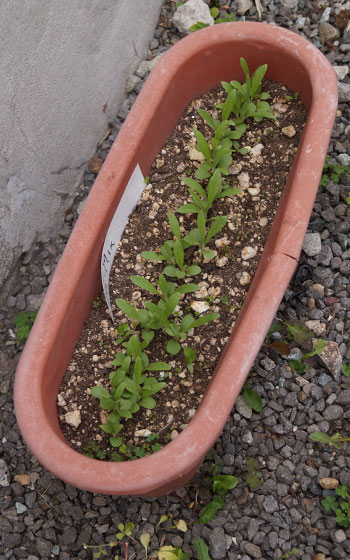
left=194, top=538, right=211, bottom=560
left=189, top=7, right=236, bottom=31
left=180, top=169, right=241, bottom=213
left=288, top=338, right=326, bottom=374
left=220, top=58, right=275, bottom=124
left=191, top=124, right=246, bottom=179
left=144, top=293, right=219, bottom=355
left=286, top=91, right=299, bottom=101
left=245, top=457, right=263, bottom=490
left=83, top=521, right=135, bottom=559
left=183, top=211, right=228, bottom=261
left=13, top=310, right=38, bottom=342
left=197, top=474, right=238, bottom=524
left=91, top=333, right=168, bottom=446
left=342, top=363, right=350, bottom=376
left=309, top=431, right=350, bottom=449
left=82, top=440, right=106, bottom=460
left=320, top=156, right=349, bottom=187
left=140, top=533, right=150, bottom=559
left=142, top=213, right=201, bottom=279
left=92, top=297, right=102, bottom=309
left=131, top=273, right=199, bottom=301
left=282, top=320, right=313, bottom=344
left=322, top=485, right=350, bottom=528
left=115, top=322, right=134, bottom=345
left=242, top=379, right=262, bottom=413
left=184, top=346, right=196, bottom=373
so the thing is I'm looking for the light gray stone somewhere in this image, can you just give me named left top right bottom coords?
left=135, top=54, right=163, bottom=78
left=336, top=153, right=350, bottom=166
left=243, top=542, right=262, bottom=559
left=324, top=405, right=343, bottom=421
left=333, top=66, right=349, bottom=81
left=235, top=395, right=252, bottom=418
left=173, top=0, right=214, bottom=34
left=263, top=495, right=279, bottom=513
left=281, top=0, right=298, bottom=8
left=125, top=74, right=142, bottom=93
left=338, top=83, right=350, bottom=102
left=320, top=6, right=331, bottom=22
left=237, top=0, right=253, bottom=15
left=0, top=459, right=10, bottom=486
left=209, top=528, right=227, bottom=559
left=319, top=22, right=340, bottom=44
left=303, top=232, right=322, bottom=256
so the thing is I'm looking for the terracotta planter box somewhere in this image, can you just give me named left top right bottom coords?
left=14, top=23, right=337, bottom=497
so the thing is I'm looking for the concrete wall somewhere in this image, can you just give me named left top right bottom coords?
left=0, top=0, right=163, bottom=298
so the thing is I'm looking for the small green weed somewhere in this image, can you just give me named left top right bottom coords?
left=275, top=549, right=299, bottom=560
left=245, top=457, right=263, bottom=490
left=322, top=485, right=350, bottom=528
left=342, top=363, right=350, bottom=376
left=320, top=156, right=349, bottom=187
left=13, top=311, right=38, bottom=342
left=309, top=431, right=350, bottom=449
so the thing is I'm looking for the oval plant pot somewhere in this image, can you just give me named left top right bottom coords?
left=14, top=22, right=337, bottom=497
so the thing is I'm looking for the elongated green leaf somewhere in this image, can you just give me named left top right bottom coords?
left=198, top=109, right=218, bottom=131
left=158, top=274, right=169, bottom=297
left=197, top=495, right=224, bottom=524
left=207, top=169, right=222, bottom=206
left=100, top=397, right=115, bottom=410
left=184, top=228, right=202, bottom=247
left=160, top=241, right=174, bottom=261
left=91, top=386, right=110, bottom=399
left=194, top=539, right=211, bottom=560
left=240, top=57, right=251, bottom=97
left=243, top=388, right=262, bottom=413
left=184, top=346, right=196, bottom=364
left=175, top=283, right=199, bottom=295
left=192, top=313, right=220, bottom=328
left=193, top=127, right=211, bottom=161
left=168, top=212, right=181, bottom=239
left=125, top=377, right=139, bottom=395
left=178, top=203, right=200, bottom=214
left=141, top=251, right=166, bottom=261
left=205, top=216, right=227, bottom=244
left=195, top=162, right=211, bottom=180
left=174, top=239, right=184, bottom=269
left=164, top=292, right=181, bottom=318
left=303, top=339, right=326, bottom=360
left=185, top=265, right=201, bottom=276
left=212, top=474, right=238, bottom=492
left=116, top=299, right=139, bottom=321
left=197, top=212, right=206, bottom=244
left=309, top=431, right=332, bottom=444
left=180, top=314, right=195, bottom=332
left=251, top=63, right=267, bottom=99
left=140, top=533, right=150, bottom=554
left=147, top=362, right=171, bottom=371
left=217, top=187, right=241, bottom=198
left=183, top=177, right=206, bottom=198
left=221, top=88, right=237, bottom=121
left=130, top=275, right=158, bottom=295
left=144, top=301, right=168, bottom=324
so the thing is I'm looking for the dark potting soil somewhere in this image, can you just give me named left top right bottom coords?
left=58, top=80, right=308, bottom=461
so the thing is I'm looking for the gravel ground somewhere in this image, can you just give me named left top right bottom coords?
left=1, top=1, right=350, bottom=559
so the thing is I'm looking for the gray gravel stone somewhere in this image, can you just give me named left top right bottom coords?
left=173, top=0, right=214, bottom=34
left=263, top=495, right=279, bottom=513
left=339, top=83, right=350, bottom=102
left=303, top=232, right=322, bottom=256
left=324, top=405, right=343, bottom=420
left=209, top=528, right=227, bottom=559
left=243, top=542, right=262, bottom=558
left=0, top=459, right=10, bottom=486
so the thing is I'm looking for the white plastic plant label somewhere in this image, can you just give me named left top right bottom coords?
left=101, top=164, right=145, bottom=322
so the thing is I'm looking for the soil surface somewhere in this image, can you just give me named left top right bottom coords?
left=58, top=80, right=308, bottom=460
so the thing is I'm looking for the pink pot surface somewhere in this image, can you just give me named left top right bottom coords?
left=14, top=23, right=338, bottom=496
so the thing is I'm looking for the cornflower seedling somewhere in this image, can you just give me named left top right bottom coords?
left=220, top=58, right=275, bottom=124
left=142, top=213, right=201, bottom=279
left=191, top=123, right=244, bottom=179
left=179, top=169, right=241, bottom=214
left=91, top=333, right=168, bottom=447
left=184, top=346, right=197, bottom=373
left=184, top=210, right=228, bottom=261
left=130, top=273, right=200, bottom=300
